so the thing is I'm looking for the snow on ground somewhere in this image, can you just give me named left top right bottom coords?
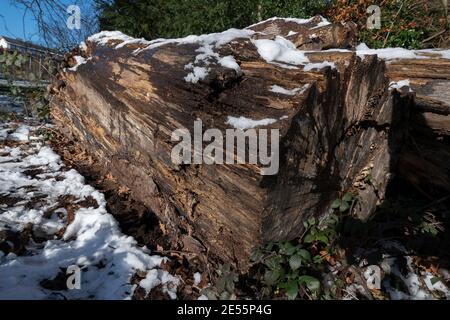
left=0, top=121, right=179, bottom=299
left=342, top=241, right=450, bottom=300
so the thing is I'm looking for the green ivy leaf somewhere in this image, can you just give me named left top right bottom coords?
left=315, top=234, right=329, bottom=245
left=5, top=56, right=14, bottom=66
left=299, top=275, right=320, bottom=292
left=304, top=233, right=315, bottom=244
left=342, top=193, right=353, bottom=203
left=264, top=256, right=283, bottom=272
left=313, top=255, right=323, bottom=264
left=250, top=249, right=264, bottom=262
left=339, top=201, right=350, bottom=212
left=289, top=254, right=303, bottom=270
left=297, top=249, right=312, bottom=262
left=326, top=213, right=339, bottom=226
left=331, top=199, right=341, bottom=209
left=279, top=242, right=297, bottom=255
left=280, top=280, right=298, bottom=300
left=263, top=269, right=281, bottom=286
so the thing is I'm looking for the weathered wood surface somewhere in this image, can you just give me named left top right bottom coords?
left=387, top=57, right=450, bottom=136
left=386, top=57, right=450, bottom=194
left=51, top=17, right=418, bottom=270
left=247, top=16, right=357, bottom=50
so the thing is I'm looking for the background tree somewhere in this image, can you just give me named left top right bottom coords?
left=94, top=0, right=332, bottom=39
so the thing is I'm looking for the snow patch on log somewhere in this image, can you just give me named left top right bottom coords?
left=311, top=20, right=333, bottom=29
left=356, top=43, right=450, bottom=61
left=217, top=55, right=241, bottom=73
left=270, top=84, right=308, bottom=96
left=226, top=116, right=277, bottom=130
left=253, top=36, right=309, bottom=65
left=120, top=29, right=252, bottom=83
left=79, top=41, right=87, bottom=51
left=246, top=16, right=330, bottom=29
left=389, top=79, right=413, bottom=92
left=138, top=28, right=254, bottom=53
left=183, top=44, right=241, bottom=82
left=184, top=66, right=209, bottom=83
left=88, top=30, right=150, bottom=49
left=304, top=61, right=336, bottom=71
left=356, top=43, right=423, bottom=60
left=68, top=55, right=89, bottom=72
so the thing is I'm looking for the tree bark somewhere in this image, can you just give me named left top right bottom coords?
left=387, top=57, right=450, bottom=195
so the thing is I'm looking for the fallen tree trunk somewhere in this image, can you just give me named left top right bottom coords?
left=51, top=17, right=415, bottom=270
left=386, top=57, right=450, bottom=194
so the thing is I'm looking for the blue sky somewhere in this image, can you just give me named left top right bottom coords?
left=0, top=0, right=97, bottom=46
left=0, top=1, right=40, bottom=42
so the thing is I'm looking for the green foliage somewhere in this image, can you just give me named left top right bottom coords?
left=0, top=49, right=50, bottom=119
left=5, top=85, right=49, bottom=119
left=254, top=0, right=331, bottom=21
left=251, top=213, right=340, bottom=299
left=303, top=214, right=340, bottom=245
left=420, top=221, right=440, bottom=236
left=331, top=192, right=355, bottom=213
left=258, top=242, right=321, bottom=299
left=329, top=0, right=448, bottom=49
left=359, top=26, right=424, bottom=49
left=202, top=263, right=239, bottom=300
left=0, top=50, right=34, bottom=79
left=95, top=0, right=331, bottom=40
left=35, top=128, right=54, bottom=141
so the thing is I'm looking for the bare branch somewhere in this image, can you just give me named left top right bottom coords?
left=11, top=0, right=99, bottom=51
